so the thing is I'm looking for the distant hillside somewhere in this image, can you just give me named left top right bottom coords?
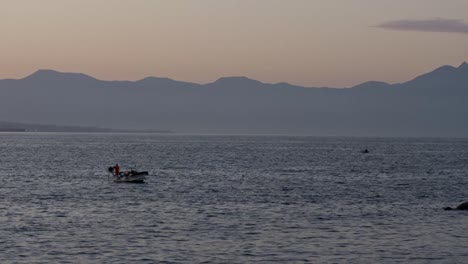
left=0, top=121, right=172, bottom=133
left=0, top=62, right=467, bottom=136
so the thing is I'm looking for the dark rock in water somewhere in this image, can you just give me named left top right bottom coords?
left=444, top=201, right=468, bottom=210
left=361, top=149, right=369, bottom=154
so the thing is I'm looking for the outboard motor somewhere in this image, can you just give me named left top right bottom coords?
left=108, top=167, right=114, bottom=173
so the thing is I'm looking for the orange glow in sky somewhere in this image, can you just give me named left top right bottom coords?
left=1, top=0, right=468, bottom=87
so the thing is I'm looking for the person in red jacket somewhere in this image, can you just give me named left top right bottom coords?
left=114, top=164, right=120, bottom=176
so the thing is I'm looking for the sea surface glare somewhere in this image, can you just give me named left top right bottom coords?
left=1, top=133, right=467, bottom=263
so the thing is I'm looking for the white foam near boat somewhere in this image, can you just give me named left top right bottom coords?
left=107, top=167, right=149, bottom=183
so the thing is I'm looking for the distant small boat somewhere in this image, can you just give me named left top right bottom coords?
left=361, top=149, right=369, bottom=153
left=107, top=167, right=149, bottom=183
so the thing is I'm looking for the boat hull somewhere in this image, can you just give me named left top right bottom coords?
left=113, top=171, right=148, bottom=183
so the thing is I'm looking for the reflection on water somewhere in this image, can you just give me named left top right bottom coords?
left=1, top=133, right=467, bottom=263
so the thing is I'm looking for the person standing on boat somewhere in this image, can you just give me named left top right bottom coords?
left=114, top=164, right=120, bottom=176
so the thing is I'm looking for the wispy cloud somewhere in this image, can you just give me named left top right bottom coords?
left=377, top=18, right=468, bottom=34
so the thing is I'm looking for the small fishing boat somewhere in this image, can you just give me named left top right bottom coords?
left=107, top=166, right=149, bottom=183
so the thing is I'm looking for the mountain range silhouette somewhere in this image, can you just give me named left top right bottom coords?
left=1, top=62, right=467, bottom=136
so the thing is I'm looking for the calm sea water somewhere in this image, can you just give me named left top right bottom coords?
left=0, top=133, right=467, bottom=263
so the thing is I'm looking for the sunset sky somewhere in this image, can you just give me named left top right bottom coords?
left=1, top=0, right=468, bottom=87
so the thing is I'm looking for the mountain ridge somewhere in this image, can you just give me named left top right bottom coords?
left=7, top=61, right=467, bottom=89
left=23, top=69, right=100, bottom=83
